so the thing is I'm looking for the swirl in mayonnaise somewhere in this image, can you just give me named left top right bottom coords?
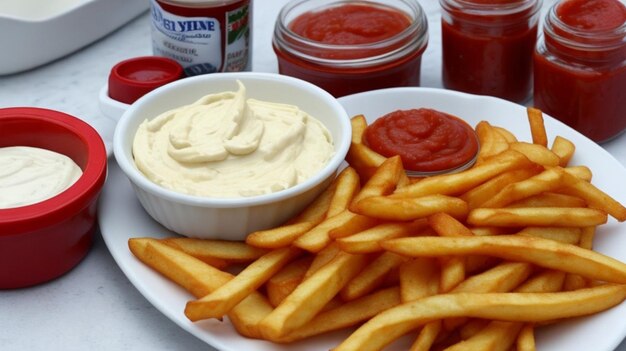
left=132, top=81, right=334, bottom=198
left=0, top=146, right=82, bottom=209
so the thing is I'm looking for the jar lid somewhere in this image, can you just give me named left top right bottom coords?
left=108, top=56, right=184, bottom=104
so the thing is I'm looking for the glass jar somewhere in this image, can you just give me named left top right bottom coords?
left=272, top=0, right=429, bottom=98
left=533, top=0, right=626, bottom=143
left=150, top=0, right=251, bottom=76
left=440, top=0, right=542, bottom=102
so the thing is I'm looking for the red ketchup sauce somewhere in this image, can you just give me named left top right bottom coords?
left=273, top=0, right=428, bottom=97
left=440, top=0, right=542, bottom=103
left=533, top=0, right=626, bottom=143
left=364, top=109, right=479, bottom=173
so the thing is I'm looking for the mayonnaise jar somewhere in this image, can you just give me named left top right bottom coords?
left=0, top=146, right=82, bottom=209
left=132, top=81, right=334, bottom=198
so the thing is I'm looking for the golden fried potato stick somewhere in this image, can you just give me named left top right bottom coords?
left=327, top=167, right=361, bottom=218
left=444, top=321, right=523, bottom=351
left=516, top=324, right=536, bottom=351
left=267, top=256, right=313, bottom=307
left=494, top=126, right=518, bottom=144
left=393, top=150, right=533, bottom=198
left=185, top=247, right=302, bottom=321
left=527, top=107, right=548, bottom=147
left=161, top=238, right=268, bottom=264
left=341, top=252, right=406, bottom=301
left=509, top=142, right=560, bottom=167
left=350, top=114, right=367, bottom=144
left=276, top=287, right=402, bottom=343
left=350, top=155, right=404, bottom=204
left=467, top=207, right=607, bottom=227
left=439, top=257, right=466, bottom=293
left=507, top=192, right=587, bottom=208
left=552, top=136, right=576, bottom=167
left=476, top=121, right=510, bottom=164
left=259, top=251, right=369, bottom=340
left=428, top=212, right=475, bottom=237
left=382, top=235, right=626, bottom=283
left=246, top=221, right=317, bottom=249
left=515, top=227, right=582, bottom=245
left=399, top=258, right=440, bottom=303
left=128, top=238, right=272, bottom=338
left=352, top=194, right=468, bottom=221
left=560, top=171, right=626, bottom=221
left=332, top=284, right=626, bottom=351
left=579, top=226, right=596, bottom=250
left=294, top=210, right=378, bottom=252
left=410, top=320, right=442, bottom=351
left=303, top=243, right=340, bottom=279
left=460, top=167, right=543, bottom=209
left=287, top=174, right=338, bottom=224
left=480, top=167, right=568, bottom=208
left=337, top=220, right=428, bottom=254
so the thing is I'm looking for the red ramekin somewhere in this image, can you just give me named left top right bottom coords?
left=0, top=107, right=108, bottom=289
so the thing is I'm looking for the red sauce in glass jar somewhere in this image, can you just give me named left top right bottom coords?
left=364, top=108, right=479, bottom=173
left=533, top=0, right=626, bottom=143
left=440, top=0, right=542, bottom=103
left=273, top=0, right=428, bottom=98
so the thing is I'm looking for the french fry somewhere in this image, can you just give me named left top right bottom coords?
left=494, top=126, right=518, bottom=144
left=507, top=192, right=587, bottom=208
left=382, top=235, right=626, bottom=283
left=564, top=165, right=592, bottom=181
left=333, top=285, right=626, bottom=351
left=579, top=226, right=596, bottom=250
left=410, top=320, right=442, bottom=351
left=467, top=207, right=607, bottom=227
left=293, top=210, right=377, bottom=253
left=444, top=321, right=523, bottom=351
left=552, top=135, right=576, bottom=167
left=286, top=174, right=338, bottom=224
left=561, top=171, right=626, bottom=221
left=393, top=150, right=533, bottom=198
left=304, top=243, right=340, bottom=278
left=516, top=324, right=536, bottom=351
left=428, top=212, right=474, bottom=237
left=327, top=167, right=361, bottom=218
left=337, top=220, right=428, bottom=254
left=246, top=221, right=317, bottom=249
left=439, top=257, right=465, bottom=293
left=341, top=252, right=406, bottom=301
left=350, top=155, right=404, bottom=204
left=516, top=226, right=581, bottom=245
left=399, top=258, right=440, bottom=303
left=345, top=143, right=386, bottom=182
left=480, top=167, right=567, bottom=208
left=352, top=194, right=469, bottom=221
left=527, top=107, right=548, bottom=147
left=509, top=142, right=560, bottom=167
left=259, top=251, right=368, bottom=340
left=476, top=121, right=510, bottom=163
left=276, top=287, right=401, bottom=343
left=267, top=256, right=313, bottom=307
left=128, top=238, right=273, bottom=338
left=161, top=237, right=268, bottom=264
left=349, top=114, right=367, bottom=144
left=460, top=166, right=542, bottom=209
left=185, top=247, right=301, bottom=321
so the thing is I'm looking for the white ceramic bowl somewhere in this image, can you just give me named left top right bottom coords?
left=113, top=72, right=351, bottom=240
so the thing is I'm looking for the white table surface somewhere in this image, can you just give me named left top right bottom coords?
left=1, top=1, right=625, bottom=350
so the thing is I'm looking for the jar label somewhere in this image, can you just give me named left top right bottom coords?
left=150, top=0, right=250, bottom=76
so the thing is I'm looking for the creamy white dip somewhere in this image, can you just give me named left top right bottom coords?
left=132, top=81, right=334, bottom=198
left=0, top=146, right=82, bottom=209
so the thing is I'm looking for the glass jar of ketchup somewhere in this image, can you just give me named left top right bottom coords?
left=272, top=0, right=429, bottom=98
left=440, top=0, right=542, bottom=103
left=533, top=0, right=626, bottom=143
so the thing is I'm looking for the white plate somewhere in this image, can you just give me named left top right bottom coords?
left=99, top=87, right=626, bottom=351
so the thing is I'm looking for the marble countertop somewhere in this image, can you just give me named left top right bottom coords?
left=1, top=1, right=625, bottom=350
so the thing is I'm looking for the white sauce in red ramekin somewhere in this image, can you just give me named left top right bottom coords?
left=0, top=146, right=82, bottom=209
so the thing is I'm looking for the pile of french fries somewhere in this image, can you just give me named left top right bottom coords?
left=130, top=107, right=626, bottom=351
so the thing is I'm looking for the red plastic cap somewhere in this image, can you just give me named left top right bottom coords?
left=108, top=56, right=184, bottom=104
